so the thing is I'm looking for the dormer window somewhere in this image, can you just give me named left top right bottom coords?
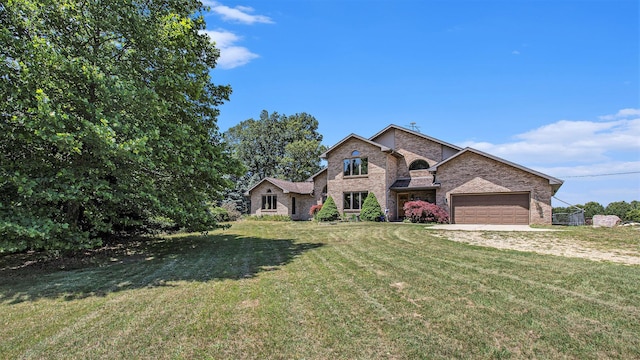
left=343, top=150, right=368, bottom=177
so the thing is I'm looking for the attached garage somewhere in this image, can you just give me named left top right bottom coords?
left=451, top=193, right=530, bottom=225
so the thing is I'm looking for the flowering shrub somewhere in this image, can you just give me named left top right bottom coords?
left=403, top=200, right=449, bottom=223
left=309, top=204, right=323, bottom=217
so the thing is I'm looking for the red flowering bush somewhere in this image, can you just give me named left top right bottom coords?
left=309, top=204, right=323, bottom=217
left=403, top=201, right=449, bottom=223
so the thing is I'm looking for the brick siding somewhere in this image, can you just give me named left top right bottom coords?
left=435, top=151, right=553, bottom=224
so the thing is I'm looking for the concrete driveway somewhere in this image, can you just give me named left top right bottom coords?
left=425, top=224, right=557, bottom=232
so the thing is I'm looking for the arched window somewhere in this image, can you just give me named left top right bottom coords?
left=409, top=159, right=430, bottom=171
left=344, top=150, right=368, bottom=176
left=262, top=189, right=276, bottom=210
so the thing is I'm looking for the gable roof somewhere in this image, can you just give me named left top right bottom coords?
left=245, top=177, right=314, bottom=196
left=428, top=147, right=564, bottom=191
left=319, top=133, right=395, bottom=158
left=369, top=124, right=462, bottom=151
left=307, top=167, right=327, bottom=181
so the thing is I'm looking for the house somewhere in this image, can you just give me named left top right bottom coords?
left=245, top=125, right=563, bottom=224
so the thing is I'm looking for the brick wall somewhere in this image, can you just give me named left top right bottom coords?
left=249, top=181, right=314, bottom=220
left=249, top=182, right=288, bottom=217
left=312, top=170, right=327, bottom=205
left=435, top=152, right=554, bottom=224
left=391, top=129, right=445, bottom=180
left=326, top=138, right=388, bottom=215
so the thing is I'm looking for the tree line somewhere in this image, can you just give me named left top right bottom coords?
left=553, top=201, right=640, bottom=222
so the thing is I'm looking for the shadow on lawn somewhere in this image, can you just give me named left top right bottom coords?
left=0, top=233, right=323, bottom=304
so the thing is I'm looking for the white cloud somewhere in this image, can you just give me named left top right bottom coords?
left=473, top=109, right=640, bottom=205
left=598, top=108, right=640, bottom=120
left=201, top=30, right=259, bottom=69
left=461, top=115, right=640, bottom=165
left=533, top=161, right=640, bottom=179
left=205, top=1, right=273, bottom=24
left=511, top=50, right=520, bottom=55
left=199, top=2, right=273, bottom=69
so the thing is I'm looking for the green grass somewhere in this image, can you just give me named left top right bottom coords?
left=1, top=222, right=639, bottom=359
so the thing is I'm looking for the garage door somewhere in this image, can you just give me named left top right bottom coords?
left=452, top=193, right=530, bottom=225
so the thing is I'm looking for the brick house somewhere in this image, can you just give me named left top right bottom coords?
left=246, top=125, right=563, bottom=224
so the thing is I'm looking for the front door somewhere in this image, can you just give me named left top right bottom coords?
left=397, top=193, right=409, bottom=219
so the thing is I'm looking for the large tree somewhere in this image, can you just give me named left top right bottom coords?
left=0, top=0, right=239, bottom=253
left=223, top=110, right=326, bottom=212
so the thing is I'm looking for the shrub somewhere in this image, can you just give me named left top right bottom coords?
left=316, top=196, right=339, bottom=221
left=309, top=204, right=323, bottom=217
left=360, top=193, right=384, bottom=221
left=210, top=207, right=230, bottom=222
left=403, top=200, right=449, bottom=223
left=220, top=202, right=242, bottom=221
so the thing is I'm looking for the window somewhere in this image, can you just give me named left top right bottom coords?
left=344, top=191, right=368, bottom=210
left=343, top=150, right=368, bottom=177
left=409, top=159, right=430, bottom=170
left=261, top=189, right=277, bottom=210
left=321, top=185, right=328, bottom=203
left=292, top=197, right=296, bottom=215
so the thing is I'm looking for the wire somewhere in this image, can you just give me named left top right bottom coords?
left=561, top=171, right=640, bottom=178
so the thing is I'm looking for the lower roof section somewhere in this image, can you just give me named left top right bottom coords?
left=390, top=177, right=441, bottom=191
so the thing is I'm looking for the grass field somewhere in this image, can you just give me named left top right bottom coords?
left=2, top=222, right=639, bottom=359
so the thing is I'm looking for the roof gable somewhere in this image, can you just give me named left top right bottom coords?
left=245, top=177, right=314, bottom=196
left=369, top=124, right=462, bottom=152
left=319, top=133, right=392, bottom=158
left=429, top=147, right=564, bottom=189
left=307, top=167, right=327, bottom=181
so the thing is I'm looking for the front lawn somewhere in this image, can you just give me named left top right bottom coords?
left=2, top=222, right=639, bottom=359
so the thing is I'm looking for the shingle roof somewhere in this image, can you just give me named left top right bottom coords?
left=389, top=177, right=440, bottom=190
left=244, top=177, right=314, bottom=196
left=319, top=134, right=393, bottom=158
left=266, top=177, right=314, bottom=194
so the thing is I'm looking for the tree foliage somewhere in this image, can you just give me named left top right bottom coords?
left=604, top=201, right=633, bottom=220
left=316, top=196, right=339, bottom=222
left=625, top=209, right=640, bottom=222
left=359, top=193, right=384, bottom=221
left=225, top=110, right=326, bottom=182
left=223, top=110, right=327, bottom=212
left=580, top=201, right=605, bottom=219
left=0, top=0, right=238, bottom=253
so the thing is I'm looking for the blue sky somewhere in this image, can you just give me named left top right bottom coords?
left=201, top=0, right=639, bottom=207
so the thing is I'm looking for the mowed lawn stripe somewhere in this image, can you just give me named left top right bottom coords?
left=2, top=221, right=639, bottom=359
left=325, top=223, right=640, bottom=358
left=297, top=246, right=402, bottom=358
